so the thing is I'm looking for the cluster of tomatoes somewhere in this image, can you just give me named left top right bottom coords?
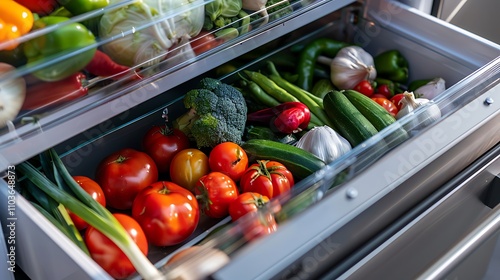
left=69, top=124, right=294, bottom=279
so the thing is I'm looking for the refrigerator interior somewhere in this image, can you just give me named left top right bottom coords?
left=0, top=0, right=499, bottom=279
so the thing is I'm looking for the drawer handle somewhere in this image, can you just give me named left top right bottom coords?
left=417, top=204, right=500, bottom=280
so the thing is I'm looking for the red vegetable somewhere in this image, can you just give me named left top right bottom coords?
left=228, top=192, right=269, bottom=222
left=14, top=0, right=58, bottom=15
left=240, top=160, right=294, bottom=199
left=195, top=171, right=239, bottom=219
left=375, top=84, right=392, bottom=98
left=85, top=50, right=140, bottom=80
left=371, top=97, right=399, bottom=117
left=22, top=72, right=88, bottom=111
left=142, top=125, right=190, bottom=174
left=95, top=148, right=158, bottom=210
left=85, top=213, right=148, bottom=280
left=132, top=181, right=200, bottom=246
left=353, top=80, right=374, bottom=97
left=246, top=102, right=311, bottom=134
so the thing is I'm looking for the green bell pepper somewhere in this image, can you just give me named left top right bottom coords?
left=374, top=50, right=409, bottom=84
left=57, top=0, right=110, bottom=16
left=23, top=16, right=96, bottom=82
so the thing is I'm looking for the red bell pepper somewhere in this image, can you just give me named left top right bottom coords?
left=22, top=72, right=88, bottom=110
left=247, top=102, right=311, bottom=134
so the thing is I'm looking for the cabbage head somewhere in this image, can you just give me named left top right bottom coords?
left=99, top=0, right=205, bottom=67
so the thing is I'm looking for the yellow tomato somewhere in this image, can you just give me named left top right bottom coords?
left=169, top=148, right=210, bottom=192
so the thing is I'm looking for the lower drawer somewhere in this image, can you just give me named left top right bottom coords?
left=336, top=144, right=500, bottom=279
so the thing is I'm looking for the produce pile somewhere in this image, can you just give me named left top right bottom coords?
left=0, top=0, right=296, bottom=129
left=13, top=32, right=447, bottom=279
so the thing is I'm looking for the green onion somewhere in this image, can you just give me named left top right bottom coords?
left=18, top=161, right=163, bottom=280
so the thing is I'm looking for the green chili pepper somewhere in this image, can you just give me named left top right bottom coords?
left=296, top=38, right=350, bottom=91
left=23, top=16, right=97, bottom=82
left=57, top=0, right=110, bottom=16
left=374, top=50, right=409, bottom=84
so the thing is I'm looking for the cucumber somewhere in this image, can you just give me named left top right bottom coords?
left=343, top=90, right=409, bottom=146
left=241, top=139, right=326, bottom=180
left=342, top=90, right=396, bottom=131
left=311, top=79, right=335, bottom=99
left=323, top=90, right=379, bottom=147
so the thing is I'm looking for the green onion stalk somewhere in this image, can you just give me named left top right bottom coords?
left=18, top=152, right=164, bottom=280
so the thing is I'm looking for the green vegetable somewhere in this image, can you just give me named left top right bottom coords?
left=173, top=78, right=247, bottom=148
left=244, top=125, right=297, bottom=144
left=374, top=50, right=409, bottom=84
left=343, top=90, right=397, bottom=131
left=18, top=151, right=162, bottom=280
left=296, top=38, right=350, bottom=91
left=241, top=139, right=326, bottom=180
left=243, top=70, right=299, bottom=103
left=59, top=0, right=109, bottom=15
left=240, top=74, right=281, bottom=107
left=266, top=0, right=293, bottom=21
left=323, top=90, right=379, bottom=147
left=343, top=90, right=409, bottom=146
left=311, top=79, right=335, bottom=99
left=205, top=0, right=242, bottom=23
left=23, top=16, right=96, bottom=81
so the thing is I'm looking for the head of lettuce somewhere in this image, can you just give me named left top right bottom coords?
left=99, top=0, right=205, bottom=67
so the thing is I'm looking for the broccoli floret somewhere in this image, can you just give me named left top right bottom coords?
left=173, top=78, right=247, bottom=148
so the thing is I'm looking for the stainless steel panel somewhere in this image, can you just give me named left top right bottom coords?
left=338, top=146, right=500, bottom=280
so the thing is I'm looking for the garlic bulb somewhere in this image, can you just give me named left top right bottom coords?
left=317, top=46, right=377, bottom=90
left=414, top=77, right=446, bottom=99
left=295, top=125, right=351, bottom=163
left=396, top=91, right=441, bottom=130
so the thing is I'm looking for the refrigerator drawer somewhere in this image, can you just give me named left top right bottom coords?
left=337, top=144, right=500, bottom=280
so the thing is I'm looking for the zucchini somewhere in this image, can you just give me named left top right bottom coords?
left=342, top=89, right=396, bottom=131
left=311, top=79, right=335, bottom=99
left=241, top=139, right=326, bottom=180
left=323, top=90, right=379, bottom=147
left=343, top=89, right=409, bottom=146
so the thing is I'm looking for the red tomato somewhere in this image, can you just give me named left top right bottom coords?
left=371, top=97, right=399, bottom=117
left=132, top=181, right=200, bottom=246
left=15, top=0, right=58, bottom=15
left=209, top=142, right=248, bottom=182
left=68, top=176, right=106, bottom=231
left=170, top=148, right=210, bottom=192
left=142, top=125, right=190, bottom=173
left=375, top=84, right=393, bottom=98
left=189, top=31, right=224, bottom=55
left=353, top=80, right=374, bottom=97
left=95, top=148, right=158, bottom=210
left=240, top=160, right=294, bottom=199
left=228, top=192, right=269, bottom=222
left=241, top=211, right=278, bottom=242
left=195, top=172, right=239, bottom=218
left=390, top=93, right=405, bottom=111
left=85, top=214, right=148, bottom=280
